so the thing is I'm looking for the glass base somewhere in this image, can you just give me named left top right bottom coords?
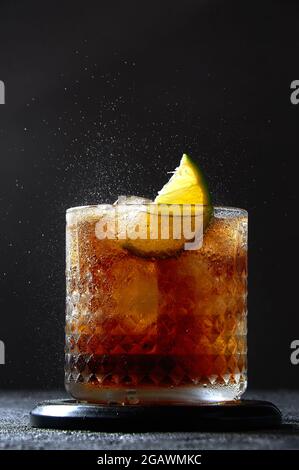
left=66, top=381, right=247, bottom=405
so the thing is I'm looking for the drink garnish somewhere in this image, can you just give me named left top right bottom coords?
left=155, top=153, right=213, bottom=228
left=122, top=154, right=213, bottom=257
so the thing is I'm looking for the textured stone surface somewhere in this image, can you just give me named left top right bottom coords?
left=0, top=390, right=299, bottom=450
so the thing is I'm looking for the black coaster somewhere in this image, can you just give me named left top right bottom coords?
left=30, top=399, right=282, bottom=431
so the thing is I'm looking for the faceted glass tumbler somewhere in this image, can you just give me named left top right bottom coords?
left=65, top=205, right=248, bottom=405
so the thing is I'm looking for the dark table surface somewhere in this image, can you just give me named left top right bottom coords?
left=0, top=390, right=298, bottom=450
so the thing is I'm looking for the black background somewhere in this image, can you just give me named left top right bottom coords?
left=0, top=0, right=298, bottom=389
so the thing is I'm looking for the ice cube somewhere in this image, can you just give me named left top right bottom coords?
left=113, top=195, right=152, bottom=205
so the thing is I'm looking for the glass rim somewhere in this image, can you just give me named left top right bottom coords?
left=66, top=204, right=248, bottom=217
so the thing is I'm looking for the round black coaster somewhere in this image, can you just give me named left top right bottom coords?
left=30, top=399, right=282, bottom=431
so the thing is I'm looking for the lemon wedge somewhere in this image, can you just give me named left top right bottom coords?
left=155, top=153, right=212, bottom=206
left=122, top=154, right=213, bottom=257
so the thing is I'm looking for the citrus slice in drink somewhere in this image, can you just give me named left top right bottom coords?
left=155, top=153, right=212, bottom=208
left=123, top=154, right=213, bottom=257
